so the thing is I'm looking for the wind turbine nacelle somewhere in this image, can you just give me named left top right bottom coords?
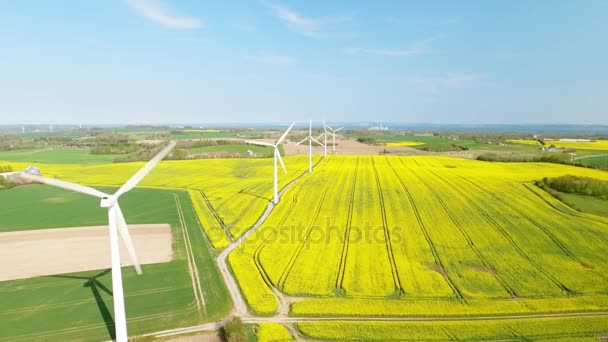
left=100, top=197, right=117, bottom=208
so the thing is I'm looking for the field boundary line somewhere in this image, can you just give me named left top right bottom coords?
left=335, top=156, right=359, bottom=291
left=145, top=311, right=608, bottom=340
left=371, top=157, right=403, bottom=294
left=174, top=194, right=206, bottom=315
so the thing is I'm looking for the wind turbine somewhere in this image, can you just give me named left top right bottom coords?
left=245, top=123, right=294, bottom=204
left=22, top=141, right=176, bottom=342
left=296, top=120, right=325, bottom=173
left=323, top=121, right=343, bottom=153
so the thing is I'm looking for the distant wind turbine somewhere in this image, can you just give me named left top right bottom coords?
left=245, top=123, right=295, bottom=204
left=296, top=120, right=325, bottom=173
left=323, top=121, right=343, bottom=153
left=22, top=141, right=176, bottom=342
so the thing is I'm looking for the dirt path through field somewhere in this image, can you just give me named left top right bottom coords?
left=0, top=224, right=172, bottom=281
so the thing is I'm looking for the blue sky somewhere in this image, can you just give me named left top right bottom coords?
left=1, top=0, right=606, bottom=124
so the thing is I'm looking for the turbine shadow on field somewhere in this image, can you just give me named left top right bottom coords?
left=48, top=269, right=115, bottom=340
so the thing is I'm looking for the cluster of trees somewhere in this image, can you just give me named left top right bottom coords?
left=0, top=165, right=14, bottom=189
left=113, top=143, right=164, bottom=163
left=356, top=137, right=377, bottom=145
left=90, top=144, right=138, bottom=155
left=177, top=139, right=234, bottom=149
left=477, top=153, right=605, bottom=170
left=539, top=175, right=608, bottom=200
left=222, top=316, right=247, bottom=342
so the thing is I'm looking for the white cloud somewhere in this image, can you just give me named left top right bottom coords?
left=245, top=52, right=294, bottom=65
left=346, top=35, right=441, bottom=57
left=409, top=74, right=487, bottom=92
left=126, top=0, right=203, bottom=29
left=270, top=4, right=354, bottom=38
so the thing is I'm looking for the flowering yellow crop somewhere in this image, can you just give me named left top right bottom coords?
left=509, top=139, right=608, bottom=150
left=229, top=155, right=608, bottom=316
left=256, top=323, right=293, bottom=341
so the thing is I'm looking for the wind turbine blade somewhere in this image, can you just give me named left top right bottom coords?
left=311, top=137, right=324, bottom=146
left=295, top=137, right=308, bottom=146
left=276, top=149, right=287, bottom=173
left=245, top=140, right=276, bottom=148
left=323, top=120, right=327, bottom=133
left=275, top=122, right=295, bottom=145
left=114, top=141, right=176, bottom=198
left=334, top=127, right=344, bottom=132
left=316, top=132, right=324, bottom=141
left=115, top=203, right=142, bottom=275
left=309, top=120, right=312, bottom=136
left=23, top=174, right=108, bottom=198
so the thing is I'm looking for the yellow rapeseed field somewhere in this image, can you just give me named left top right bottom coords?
left=256, top=323, right=293, bottom=341
left=296, top=316, right=608, bottom=341
left=509, top=139, right=608, bottom=150
left=229, top=155, right=608, bottom=315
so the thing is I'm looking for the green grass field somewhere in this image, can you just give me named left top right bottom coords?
left=0, top=149, right=122, bottom=164
left=578, top=155, right=608, bottom=169
left=0, top=185, right=231, bottom=341
left=558, top=191, right=608, bottom=219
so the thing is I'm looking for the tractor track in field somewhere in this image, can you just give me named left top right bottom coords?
left=198, top=190, right=235, bottom=242
left=277, top=174, right=333, bottom=291
left=455, top=175, right=608, bottom=285
left=412, top=167, right=518, bottom=298
left=429, top=170, right=573, bottom=295
left=385, top=157, right=464, bottom=300
left=174, top=194, right=207, bottom=315
left=253, top=197, right=299, bottom=291
left=335, top=156, right=360, bottom=291
left=371, top=157, right=403, bottom=294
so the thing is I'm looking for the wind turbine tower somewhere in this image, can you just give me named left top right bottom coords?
left=296, top=120, right=325, bottom=173
left=22, top=141, right=176, bottom=342
left=246, top=123, right=295, bottom=204
left=323, top=121, right=344, bottom=153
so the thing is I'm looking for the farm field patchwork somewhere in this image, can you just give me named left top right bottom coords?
left=1, top=155, right=315, bottom=247
left=0, top=186, right=230, bottom=341
left=229, top=156, right=608, bottom=318
left=0, top=148, right=123, bottom=164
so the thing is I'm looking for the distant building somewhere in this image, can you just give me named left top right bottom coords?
left=246, top=150, right=255, bottom=157
left=368, top=122, right=389, bottom=131
left=559, top=138, right=592, bottom=142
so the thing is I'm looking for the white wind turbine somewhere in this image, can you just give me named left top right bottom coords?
left=296, top=120, right=325, bottom=173
left=323, top=120, right=343, bottom=153
left=245, top=123, right=294, bottom=204
left=21, top=141, right=176, bottom=342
